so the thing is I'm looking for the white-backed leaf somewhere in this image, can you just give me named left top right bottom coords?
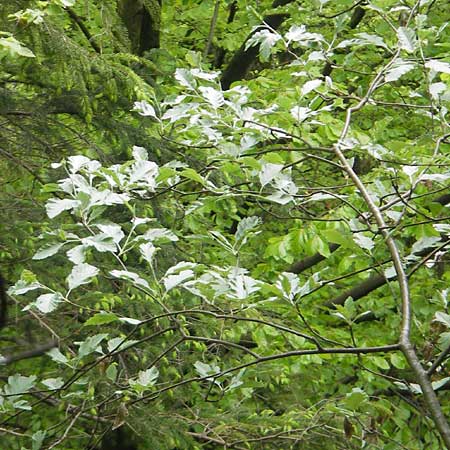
left=235, top=216, right=261, bottom=243
left=397, top=27, right=416, bottom=53
left=425, top=60, right=450, bottom=74
left=174, top=68, right=196, bottom=89
left=67, top=263, right=99, bottom=290
left=411, top=236, right=441, bottom=255
left=41, top=378, right=64, bottom=390
left=194, top=361, right=220, bottom=378
left=107, top=337, right=138, bottom=353
left=285, top=25, right=324, bottom=44
left=385, top=59, right=415, bottom=82
left=67, top=155, right=92, bottom=173
left=245, top=29, right=281, bottom=61
left=46, top=199, right=81, bottom=218
left=67, top=245, right=87, bottom=264
left=33, top=293, right=63, bottom=314
left=164, top=270, right=194, bottom=291
left=301, top=79, right=322, bottom=96
left=83, top=234, right=116, bottom=252
left=0, top=36, right=35, bottom=58
left=434, top=311, right=450, bottom=328
left=432, top=377, right=450, bottom=391
left=139, top=242, right=157, bottom=264
left=118, top=317, right=142, bottom=325
left=337, top=33, right=388, bottom=50
left=290, top=106, right=312, bottom=121
left=130, top=367, right=159, bottom=389
left=165, top=261, right=197, bottom=276
left=33, top=243, right=64, bottom=260
left=96, top=224, right=125, bottom=244
left=4, top=375, right=37, bottom=396
left=430, top=82, right=447, bottom=100
left=199, top=86, right=224, bottom=108
left=8, top=280, right=42, bottom=295
left=353, top=233, right=375, bottom=251
left=144, top=228, right=178, bottom=242
left=259, top=163, right=283, bottom=187
left=132, top=146, right=148, bottom=161
left=46, top=348, right=69, bottom=365
left=132, top=101, right=157, bottom=118
left=76, top=334, right=108, bottom=358
left=109, top=270, right=150, bottom=289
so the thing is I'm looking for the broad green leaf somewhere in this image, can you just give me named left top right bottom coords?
left=180, top=168, right=205, bottom=185
left=106, top=363, right=118, bottom=382
left=84, top=312, right=118, bottom=326
left=344, top=388, right=367, bottom=411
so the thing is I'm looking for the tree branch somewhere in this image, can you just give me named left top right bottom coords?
left=0, top=341, right=57, bottom=365
left=66, top=7, right=101, bottom=54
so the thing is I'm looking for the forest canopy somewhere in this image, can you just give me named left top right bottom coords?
left=1, top=0, right=450, bottom=449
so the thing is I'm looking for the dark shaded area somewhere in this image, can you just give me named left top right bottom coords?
left=99, top=428, right=138, bottom=450
left=324, top=272, right=387, bottom=307
left=287, top=243, right=340, bottom=274
left=322, top=5, right=366, bottom=77
left=220, top=0, right=295, bottom=89
left=118, top=0, right=161, bottom=55
left=214, top=1, right=238, bottom=68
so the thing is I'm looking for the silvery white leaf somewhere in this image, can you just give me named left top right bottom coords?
left=67, top=264, right=99, bottom=290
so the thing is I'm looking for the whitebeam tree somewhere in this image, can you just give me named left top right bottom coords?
left=2, top=1, right=450, bottom=449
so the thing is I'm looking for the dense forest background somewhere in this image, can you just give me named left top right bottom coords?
left=1, top=0, right=450, bottom=449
